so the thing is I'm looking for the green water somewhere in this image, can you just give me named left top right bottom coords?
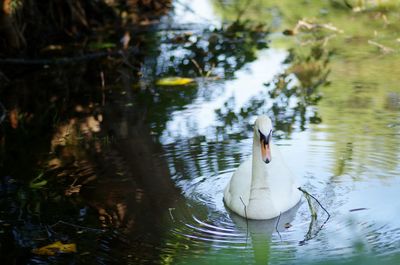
left=1, top=0, right=400, bottom=264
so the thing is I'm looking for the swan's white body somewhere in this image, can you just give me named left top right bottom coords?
left=223, top=116, right=301, bottom=220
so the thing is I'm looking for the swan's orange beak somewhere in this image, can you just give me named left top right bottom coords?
left=261, top=140, right=271, bottom=164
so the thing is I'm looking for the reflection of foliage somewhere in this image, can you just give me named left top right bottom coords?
left=140, top=20, right=270, bottom=135
left=159, top=20, right=269, bottom=79
left=268, top=43, right=331, bottom=132
left=136, top=85, right=199, bottom=135
left=214, top=95, right=268, bottom=137
left=0, top=0, right=172, bottom=54
left=283, top=19, right=343, bottom=45
left=0, top=58, right=125, bottom=262
left=330, top=0, right=399, bottom=12
left=0, top=173, right=103, bottom=264
left=212, top=42, right=331, bottom=138
left=0, top=62, right=109, bottom=178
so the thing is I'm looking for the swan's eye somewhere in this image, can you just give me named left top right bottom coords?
left=258, top=129, right=271, bottom=146
left=267, top=130, right=272, bottom=144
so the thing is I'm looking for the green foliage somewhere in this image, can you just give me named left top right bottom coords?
left=29, top=173, right=47, bottom=189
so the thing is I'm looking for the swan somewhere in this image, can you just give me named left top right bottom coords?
left=223, top=115, right=301, bottom=220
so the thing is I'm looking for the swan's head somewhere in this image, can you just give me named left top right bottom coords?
left=254, top=115, right=273, bottom=164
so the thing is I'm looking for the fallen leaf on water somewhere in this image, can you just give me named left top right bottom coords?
left=156, top=77, right=194, bottom=86
left=32, top=241, right=77, bottom=255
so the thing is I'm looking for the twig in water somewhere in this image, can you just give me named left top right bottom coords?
left=174, top=0, right=214, bottom=23
left=0, top=49, right=135, bottom=65
left=50, top=220, right=104, bottom=233
left=191, top=59, right=203, bottom=76
left=275, top=212, right=282, bottom=241
left=298, top=187, right=330, bottom=218
left=297, top=187, right=331, bottom=245
left=293, top=20, right=343, bottom=34
left=239, top=196, right=249, bottom=244
left=299, top=211, right=330, bottom=246
left=368, top=40, right=394, bottom=54
left=205, top=63, right=215, bottom=78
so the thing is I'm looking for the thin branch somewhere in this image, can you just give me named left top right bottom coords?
left=275, top=212, right=282, bottom=241
left=0, top=48, right=138, bottom=65
left=298, top=187, right=330, bottom=218
left=298, top=186, right=331, bottom=245
left=294, top=20, right=343, bottom=34
left=174, top=0, right=214, bottom=23
left=191, top=58, right=204, bottom=76
left=368, top=40, right=394, bottom=54
left=239, top=196, right=249, bottom=244
left=299, top=212, right=330, bottom=246
left=50, top=220, right=104, bottom=233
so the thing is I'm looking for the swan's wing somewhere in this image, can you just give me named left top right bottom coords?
left=268, top=144, right=302, bottom=211
left=223, top=159, right=252, bottom=217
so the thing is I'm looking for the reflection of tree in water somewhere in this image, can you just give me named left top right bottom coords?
left=139, top=20, right=271, bottom=135
left=0, top=17, right=272, bottom=264
left=268, top=44, right=331, bottom=133
left=157, top=21, right=268, bottom=79
left=214, top=43, right=331, bottom=138
left=161, top=40, right=330, bottom=186
left=214, top=95, right=267, bottom=137
left=0, top=63, right=190, bottom=263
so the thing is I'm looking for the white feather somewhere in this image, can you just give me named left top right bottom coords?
left=223, top=115, right=301, bottom=220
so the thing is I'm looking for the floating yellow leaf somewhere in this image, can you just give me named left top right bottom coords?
left=156, top=77, right=194, bottom=86
left=32, top=241, right=77, bottom=256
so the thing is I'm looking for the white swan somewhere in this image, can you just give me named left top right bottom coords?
left=223, top=115, right=301, bottom=220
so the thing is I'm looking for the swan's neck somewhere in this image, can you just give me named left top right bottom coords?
left=251, top=132, right=270, bottom=189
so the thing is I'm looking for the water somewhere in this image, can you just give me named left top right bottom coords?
left=154, top=48, right=400, bottom=263
left=1, top=0, right=400, bottom=264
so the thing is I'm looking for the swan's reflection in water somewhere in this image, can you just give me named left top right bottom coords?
left=167, top=192, right=301, bottom=265
left=228, top=202, right=301, bottom=264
